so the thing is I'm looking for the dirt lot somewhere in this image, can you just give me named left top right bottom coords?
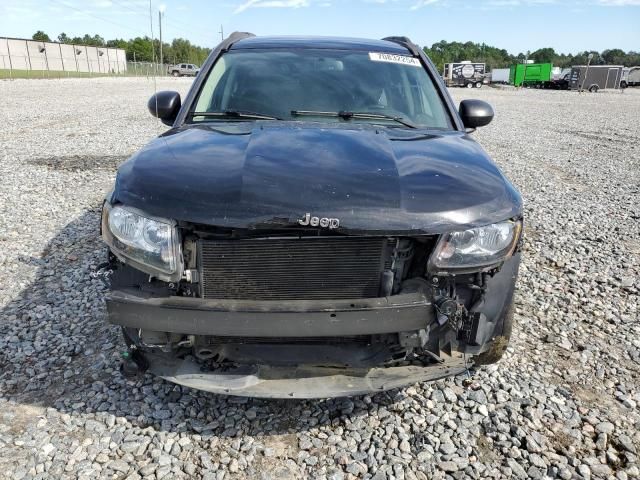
left=0, top=78, right=638, bottom=480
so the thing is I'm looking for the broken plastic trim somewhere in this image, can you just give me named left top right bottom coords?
left=144, top=351, right=469, bottom=398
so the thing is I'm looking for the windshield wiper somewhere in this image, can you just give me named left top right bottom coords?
left=190, top=110, right=281, bottom=120
left=290, top=110, right=417, bottom=129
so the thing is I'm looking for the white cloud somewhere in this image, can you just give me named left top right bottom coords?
left=410, top=0, right=441, bottom=10
left=597, top=0, right=640, bottom=4
left=229, top=0, right=638, bottom=13
left=485, top=0, right=557, bottom=5
left=234, top=0, right=310, bottom=14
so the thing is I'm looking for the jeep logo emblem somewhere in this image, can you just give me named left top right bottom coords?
left=298, top=213, right=340, bottom=229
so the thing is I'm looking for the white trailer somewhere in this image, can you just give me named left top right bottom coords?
left=489, top=68, right=510, bottom=84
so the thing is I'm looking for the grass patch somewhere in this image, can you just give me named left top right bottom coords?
left=0, top=69, right=166, bottom=79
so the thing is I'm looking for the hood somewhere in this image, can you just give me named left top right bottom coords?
left=112, top=122, right=521, bottom=234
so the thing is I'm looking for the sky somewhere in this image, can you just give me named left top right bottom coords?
left=0, top=0, right=638, bottom=54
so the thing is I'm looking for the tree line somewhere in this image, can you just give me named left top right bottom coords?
left=31, top=31, right=639, bottom=71
left=31, top=30, right=210, bottom=66
left=423, top=40, right=640, bottom=73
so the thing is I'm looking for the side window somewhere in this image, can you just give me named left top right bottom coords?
left=194, top=57, right=228, bottom=112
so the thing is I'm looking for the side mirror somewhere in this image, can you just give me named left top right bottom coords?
left=148, top=91, right=181, bottom=126
left=459, top=99, right=494, bottom=130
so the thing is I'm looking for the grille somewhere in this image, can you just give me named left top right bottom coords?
left=199, top=237, right=388, bottom=300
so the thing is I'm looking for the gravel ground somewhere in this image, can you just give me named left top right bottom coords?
left=0, top=77, right=638, bottom=480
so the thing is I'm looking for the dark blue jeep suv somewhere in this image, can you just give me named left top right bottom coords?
left=101, top=33, right=523, bottom=398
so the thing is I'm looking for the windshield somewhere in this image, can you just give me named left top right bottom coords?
left=192, top=49, right=452, bottom=129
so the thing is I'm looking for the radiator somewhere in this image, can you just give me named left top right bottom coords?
left=199, top=237, right=388, bottom=300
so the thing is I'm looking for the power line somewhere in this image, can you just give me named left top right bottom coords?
left=48, top=0, right=148, bottom=37
left=49, top=0, right=212, bottom=47
left=157, top=17, right=214, bottom=46
left=161, top=24, right=213, bottom=48
left=106, top=0, right=150, bottom=17
left=108, top=0, right=213, bottom=46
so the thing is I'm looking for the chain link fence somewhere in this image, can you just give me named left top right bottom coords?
left=0, top=57, right=170, bottom=79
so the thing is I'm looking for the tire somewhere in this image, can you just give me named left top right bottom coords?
left=475, top=82, right=482, bottom=89
left=466, top=82, right=474, bottom=89
left=588, top=85, right=599, bottom=93
left=172, top=71, right=179, bottom=77
left=474, top=302, right=514, bottom=365
left=620, top=81, right=628, bottom=89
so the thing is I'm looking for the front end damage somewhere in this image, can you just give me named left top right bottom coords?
left=104, top=221, right=521, bottom=398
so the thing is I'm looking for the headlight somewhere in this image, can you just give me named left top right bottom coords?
left=431, top=220, right=521, bottom=270
left=102, top=204, right=180, bottom=279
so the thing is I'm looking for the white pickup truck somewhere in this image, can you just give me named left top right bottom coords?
left=168, top=63, right=200, bottom=77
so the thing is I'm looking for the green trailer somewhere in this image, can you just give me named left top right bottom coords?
left=510, top=63, right=553, bottom=87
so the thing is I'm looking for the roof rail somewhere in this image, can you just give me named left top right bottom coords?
left=220, top=31, right=255, bottom=52
left=381, top=36, right=421, bottom=56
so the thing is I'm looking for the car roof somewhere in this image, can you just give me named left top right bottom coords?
left=230, top=36, right=411, bottom=54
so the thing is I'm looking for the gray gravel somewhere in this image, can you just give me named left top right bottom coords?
left=1, top=77, right=639, bottom=480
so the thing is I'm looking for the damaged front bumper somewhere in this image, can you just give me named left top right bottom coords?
left=105, top=252, right=519, bottom=398
left=106, top=290, right=471, bottom=397
left=143, top=352, right=469, bottom=399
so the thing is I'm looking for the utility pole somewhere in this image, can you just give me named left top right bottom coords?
left=219, top=25, right=224, bottom=41
left=158, top=8, right=164, bottom=72
left=581, top=53, right=594, bottom=93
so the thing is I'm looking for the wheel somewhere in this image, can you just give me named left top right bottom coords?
left=172, top=71, right=179, bottom=77
left=588, top=85, right=599, bottom=93
left=475, top=82, right=482, bottom=89
left=620, top=81, right=628, bottom=89
left=466, top=82, right=474, bottom=89
left=474, top=302, right=514, bottom=365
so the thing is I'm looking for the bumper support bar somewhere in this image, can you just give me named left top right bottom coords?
left=106, top=290, right=434, bottom=337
